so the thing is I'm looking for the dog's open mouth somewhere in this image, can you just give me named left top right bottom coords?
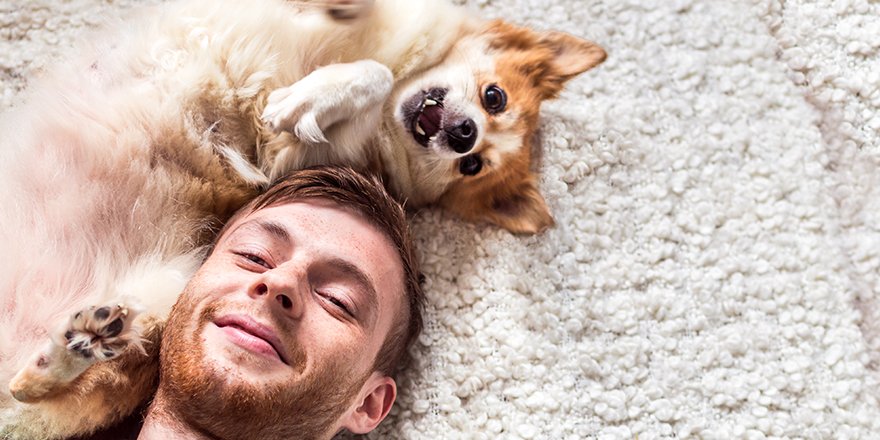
left=405, top=88, right=447, bottom=147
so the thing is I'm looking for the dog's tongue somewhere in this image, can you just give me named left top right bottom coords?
left=419, top=105, right=442, bottom=138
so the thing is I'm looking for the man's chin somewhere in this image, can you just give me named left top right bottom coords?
left=159, top=349, right=336, bottom=439
left=159, top=328, right=359, bottom=440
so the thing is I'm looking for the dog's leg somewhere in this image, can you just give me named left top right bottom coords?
left=261, top=59, right=393, bottom=148
left=8, top=300, right=145, bottom=403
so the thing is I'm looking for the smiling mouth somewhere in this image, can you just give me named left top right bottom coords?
left=215, top=316, right=288, bottom=365
left=405, top=88, right=447, bottom=147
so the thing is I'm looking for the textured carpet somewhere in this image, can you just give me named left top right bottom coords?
left=3, top=0, right=880, bottom=439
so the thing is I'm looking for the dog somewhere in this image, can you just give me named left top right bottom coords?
left=0, top=0, right=605, bottom=437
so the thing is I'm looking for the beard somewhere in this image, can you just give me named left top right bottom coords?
left=157, top=284, right=370, bottom=440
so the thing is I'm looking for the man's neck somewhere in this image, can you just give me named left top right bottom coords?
left=138, top=393, right=212, bottom=440
left=138, top=390, right=342, bottom=440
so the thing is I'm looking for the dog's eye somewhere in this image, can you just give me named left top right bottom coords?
left=459, top=154, right=483, bottom=176
left=482, top=84, right=507, bottom=114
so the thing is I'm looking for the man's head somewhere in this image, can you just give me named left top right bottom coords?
left=155, top=166, right=424, bottom=439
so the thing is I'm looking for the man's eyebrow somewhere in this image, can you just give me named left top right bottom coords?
left=250, top=219, right=293, bottom=246
left=326, top=257, right=380, bottom=327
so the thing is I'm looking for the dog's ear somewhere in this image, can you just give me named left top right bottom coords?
left=441, top=178, right=554, bottom=235
left=536, top=31, right=606, bottom=99
left=485, top=21, right=605, bottom=99
left=540, top=31, right=607, bottom=79
left=487, top=179, right=554, bottom=234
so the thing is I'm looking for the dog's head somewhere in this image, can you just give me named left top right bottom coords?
left=392, top=20, right=606, bottom=234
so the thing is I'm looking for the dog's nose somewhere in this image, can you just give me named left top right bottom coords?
left=445, top=118, right=477, bottom=154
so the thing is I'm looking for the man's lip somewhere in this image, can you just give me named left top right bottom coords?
left=214, top=315, right=289, bottom=365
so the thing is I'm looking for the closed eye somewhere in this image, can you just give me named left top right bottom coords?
left=319, top=292, right=353, bottom=317
left=235, top=252, right=271, bottom=269
left=310, top=258, right=377, bottom=327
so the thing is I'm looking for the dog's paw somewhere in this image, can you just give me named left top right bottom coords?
left=63, top=302, right=145, bottom=361
left=8, top=301, right=145, bottom=403
left=261, top=60, right=393, bottom=144
left=262, top=82, right=329, bottom=144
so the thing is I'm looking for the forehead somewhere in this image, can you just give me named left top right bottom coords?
left=226, top=199, right=384, bottom=247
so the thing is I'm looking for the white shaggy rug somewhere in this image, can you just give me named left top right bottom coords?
left=4, top=0, right=880, bottom=439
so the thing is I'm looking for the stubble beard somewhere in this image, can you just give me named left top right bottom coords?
left=156, top=286, right=371, bottom=440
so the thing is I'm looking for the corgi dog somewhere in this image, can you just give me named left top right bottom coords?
left=0, top=0, right=605, bottom=437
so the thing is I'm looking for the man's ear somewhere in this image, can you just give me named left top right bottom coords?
left=342, top=372, right=397, bottom=434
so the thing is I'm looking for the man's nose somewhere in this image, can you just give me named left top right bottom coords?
left=249, top=269, right=305, bottom=317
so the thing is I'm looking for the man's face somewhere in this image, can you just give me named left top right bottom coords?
left=158, top=199, right=404, bottom=440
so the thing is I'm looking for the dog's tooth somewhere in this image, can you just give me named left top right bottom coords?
left=425, top=98, right=437, bottom=106
left=415, top=123, right=426, bottom=136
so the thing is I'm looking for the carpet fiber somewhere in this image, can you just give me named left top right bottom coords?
left=3, top=0, right=880, bottom=438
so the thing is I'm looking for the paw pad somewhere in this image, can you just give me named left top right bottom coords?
left=63, top=303, right=140, bottom=361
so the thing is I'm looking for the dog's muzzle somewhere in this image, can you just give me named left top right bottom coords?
left=404, top=88, right=478, bottom=154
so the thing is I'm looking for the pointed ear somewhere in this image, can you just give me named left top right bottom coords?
left=533, top=31, right=606, bottom=99
left=487, top=180, right=555, bottom=234
left=439, top=173, right=554, bottom=234
left=540, top=30, right=607, bottom=80
left=341, top=372, right=397, bottom=434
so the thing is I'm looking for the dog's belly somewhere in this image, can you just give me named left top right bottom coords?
left=0, top=49, right=262, bottom=436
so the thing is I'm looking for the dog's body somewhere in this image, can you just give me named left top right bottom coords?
left=0, top=0, right=604, bottom=437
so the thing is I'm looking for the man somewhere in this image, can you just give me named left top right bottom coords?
left=132, top=166, right=424, bottom=439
